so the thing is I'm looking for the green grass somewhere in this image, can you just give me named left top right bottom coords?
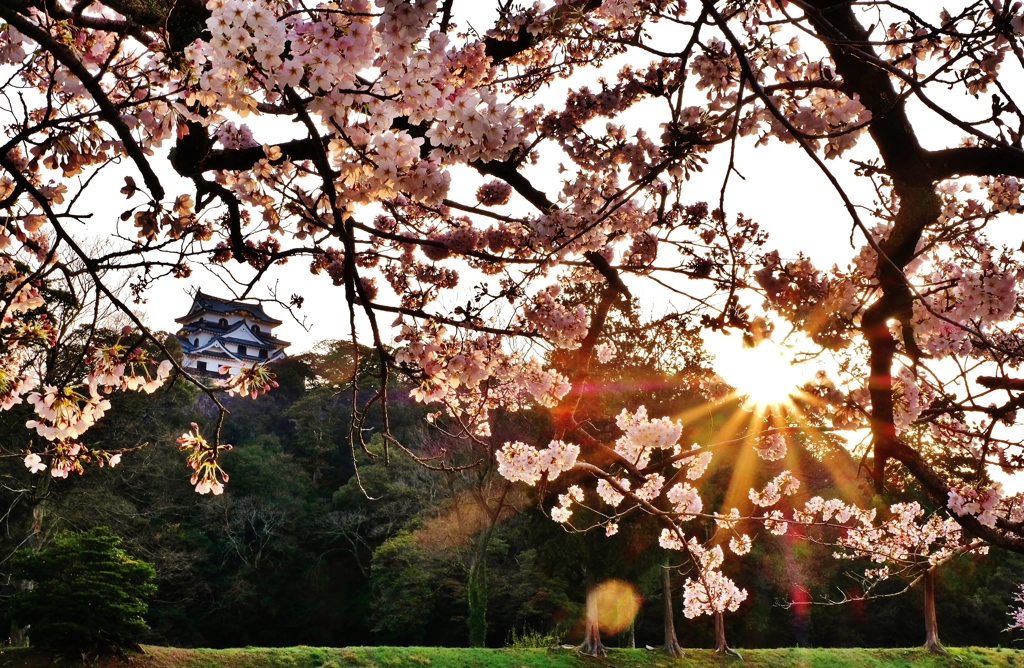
left=0, top=645, right=1022, bottom=667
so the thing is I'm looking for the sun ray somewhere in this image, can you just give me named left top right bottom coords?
left=674, top=399, right=730, bottom=426
left=722, top=408, right=769, bottom=510
left=784, top=402, right=864, bottom=500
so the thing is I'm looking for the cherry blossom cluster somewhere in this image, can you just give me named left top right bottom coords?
left=177, top=422, right=232, bottom=495
left=394, top=320, right=573, bottom=430
left=747, top=470, right=801, bottom=507
left=550, top=485, right=585, bottom=524
left=666, top=481, right=703, bottom=516
left=834, top=501, right=976, bottom=570
left=1007, top=583, right=1024, bottom=632
left=728, top=534, right=752, bottom=556
left=612, top=406, right=684, bottom=470
left=523, top=285, right=591, bottom=349
left=25, top=386, right=112, bottom=442
left=495, top=439, right=580, bottom=486
left=88, top=346, right=173, bottom=395
left=891, top=366, right=933, bottom=433
left=42, top=441, right=123, bottom=480
left=674, top=444, right=713, bottom=479
left=180, top=0, right=539, bottom=214
left=948, top=483, right=1004, bottom=529
left=754, top=432, right=787, bottom=461
left=1, top=249, right=49, bottom=320
left=594, top=341, right=617, bottom=364
left=11, top=325, right=182, bottom=479
left=595, top=478, right=628, bottom=508
left=690, top=31, right=873, bottom=159
left=983, top=176, right=1022, bottom=215
left=221, top=361, right=279, bottom=399
left=681, top=539, right=749, bottom=618
left=656, top=529, right=750, bottom=617
left=776, top=88, right=871, bottom=159
left=753, top=250, right=859, bottom=350
left=900, top=208, right=1021, bottom=360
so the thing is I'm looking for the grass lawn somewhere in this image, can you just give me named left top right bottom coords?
left=1, top=646, right=1023, bottom=668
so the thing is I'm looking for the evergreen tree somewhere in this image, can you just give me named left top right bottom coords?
left=11, top=527, right=156, bottom=654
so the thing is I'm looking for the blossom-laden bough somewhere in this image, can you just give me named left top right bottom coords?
left=787, top=497, right=990, bottom=654
left=6, top=0, right=1024, bottom=649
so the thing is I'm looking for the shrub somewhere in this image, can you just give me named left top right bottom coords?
left=10, top=527, right=157, bottom=654
left=504, top=626, right=564, bottom=649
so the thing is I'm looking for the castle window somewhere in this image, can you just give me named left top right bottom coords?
left=194, top=338, right=199, bottom=346
left=197, top=361, right=207, bottom=372
left=253, top=325, right=261, bottom=333
left=238, top=345, right=247, bottom=356
left=259, top=349, right=268, bottom=359
left=219, top=318, right=228, bottom=327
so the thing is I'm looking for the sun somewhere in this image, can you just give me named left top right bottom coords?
left=705, top=334, right=809, bottom=409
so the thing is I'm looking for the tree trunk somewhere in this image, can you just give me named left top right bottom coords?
left=662, top=564, right=683, bottom=657
left=467, top=558, right=488, bottom=647
left=9, top=503, right=43, bottom=647
left=577, top=575, right=606, bottom=657
left=8, top=615, right=28, bottom=647
left=623, top=618, right=635, bottom=649
left=464, top=482, right=509, bottom=649
left=923, top=568, right=945, bottom=654
left=714, top=611, right=742, bottom=659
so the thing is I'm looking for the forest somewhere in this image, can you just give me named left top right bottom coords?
left=1, top=306, right=1022, bottom=652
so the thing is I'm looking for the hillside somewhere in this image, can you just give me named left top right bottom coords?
left=1, top=646, right=1022, bottom=668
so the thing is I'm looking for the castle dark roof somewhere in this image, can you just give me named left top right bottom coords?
left=177, top=319, right=290, bottom=349
left=192, top=346, right=284, bottom=363
left=175, top=290, right=283, bottom=326
left=176, top=336, right=287, bottom=363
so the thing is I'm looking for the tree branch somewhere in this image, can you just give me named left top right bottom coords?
left=0, top=7, right=165, bottom=201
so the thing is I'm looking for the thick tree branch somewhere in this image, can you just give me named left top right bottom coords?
left=927, top=146, right=1024, bottom=181
left=799, top=0, right=942, bottom=492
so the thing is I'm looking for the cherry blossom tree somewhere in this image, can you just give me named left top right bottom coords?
left=793, top=497, right=988, bottom=653
left=661, top=560, right=684, bottom=657
left=1007, top=583, right=1024, bottom=634
left=7, top=0, right=1024, bottom=650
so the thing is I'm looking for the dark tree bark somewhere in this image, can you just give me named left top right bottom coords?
left=923, top=568, right=945, bottom=654
left=467, top=558, right=487, bottom=647
left=9, top=503, right=44, bottom=647
left=662, top=564, right=683, bottom=657
left=577, top=573, right=607, bottom=657
left=714, top=611, right=742, bottom=659
left=623, top=619, right=635, bottom=649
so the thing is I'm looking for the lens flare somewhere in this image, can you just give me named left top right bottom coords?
left=592, top=579, right=641, bottom=634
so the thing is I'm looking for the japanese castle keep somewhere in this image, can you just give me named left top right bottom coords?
left=174, top=291, right=289, bottom=375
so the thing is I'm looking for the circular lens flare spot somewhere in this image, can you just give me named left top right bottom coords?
left=592, top=579, right=641, bottom=635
